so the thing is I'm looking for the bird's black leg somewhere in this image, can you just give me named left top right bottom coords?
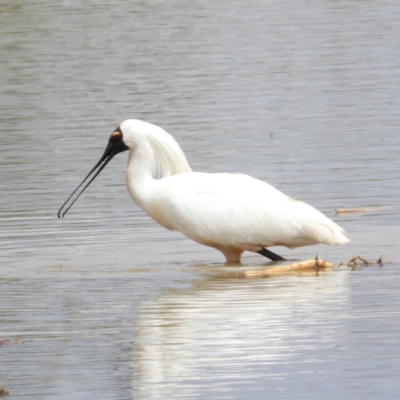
left=258, top=248, right=286, bottom=261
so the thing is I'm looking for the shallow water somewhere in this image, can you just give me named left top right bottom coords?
left=1, top=0, right=400, bottom=399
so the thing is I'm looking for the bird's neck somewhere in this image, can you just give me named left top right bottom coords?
left=125, top=146, right=176, bottom=229
left=125, top=146, right=157, bottom=207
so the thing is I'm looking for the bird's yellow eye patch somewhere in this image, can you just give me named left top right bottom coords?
left=112, top=131, right=121, bottom=138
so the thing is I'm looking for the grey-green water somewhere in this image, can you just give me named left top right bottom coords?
left=1, top=1, right=400, bottom=399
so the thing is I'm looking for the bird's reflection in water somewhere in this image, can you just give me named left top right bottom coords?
left=132, top=267, right=350, bottom=399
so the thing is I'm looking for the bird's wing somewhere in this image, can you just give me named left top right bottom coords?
left=157, top=172, right=348, bottom=249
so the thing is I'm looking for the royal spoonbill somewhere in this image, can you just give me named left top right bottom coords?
left=58, top=119, right=349, bottom=262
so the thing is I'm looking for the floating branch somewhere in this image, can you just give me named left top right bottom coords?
left=0, top=339, right=26, bottom=346
left=336, top=208, right=388, bottom=216
left=243, top=254, right=385, bottom=278
left=244, top=258, right=334, bottom=278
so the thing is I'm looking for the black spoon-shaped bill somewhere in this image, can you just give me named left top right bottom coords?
left=57, top=129, right=128, bottom=218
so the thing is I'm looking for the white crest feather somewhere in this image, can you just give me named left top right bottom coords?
left=146, top=128, right=192, bottom=178
left=121, top=119, right=192, bottom=179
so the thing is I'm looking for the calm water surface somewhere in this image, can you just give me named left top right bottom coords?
left=1, top=1, right=400, bottom=399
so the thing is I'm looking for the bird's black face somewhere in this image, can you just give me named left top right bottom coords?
left=57, top=126, right=129, bottom=218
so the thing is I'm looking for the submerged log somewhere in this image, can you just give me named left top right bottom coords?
left=244, top=259, right=335, bottom=278
left=335, top=207, right=387, bottom=215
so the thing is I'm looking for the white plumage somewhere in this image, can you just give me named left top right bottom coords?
left=59, top=119, right=349, bottom=262
left=121, top=119, right=349, bottom=262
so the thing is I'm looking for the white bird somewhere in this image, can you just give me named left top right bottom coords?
left=58, top=119, right=349, bottom=262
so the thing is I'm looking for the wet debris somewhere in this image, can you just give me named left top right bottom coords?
left=346, top=255, right=385, bottom=270
left=0, top=388, right=9, bottom=397
left=0, top=339, right=25, bottom=346
left=244, top=254, right=387, bottom=278
left=335, top=207, right=389, bottom=216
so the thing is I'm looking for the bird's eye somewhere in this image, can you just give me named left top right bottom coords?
left=111, top=131, right=121, bottom=140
